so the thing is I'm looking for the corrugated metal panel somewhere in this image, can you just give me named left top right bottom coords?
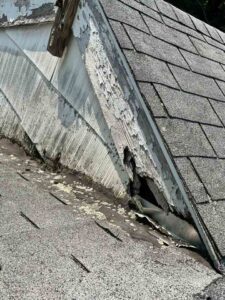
left=0, top=89, right=25, bottom=141
left=0, top=27, right=128, bottom=197
left=51, top=36, right=112, bottom=143
left=6, top=24, right=59, bottom=80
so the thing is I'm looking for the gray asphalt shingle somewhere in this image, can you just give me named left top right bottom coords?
left=162, top=16, right=204, bottom=41
left=175, top=158, right=210, bottom=204
left=125, top=24, right=189, bottom=68
left=124, top=50, right=179, bottom=88
left=216, top=80, right=225, bottom=97
left=156, top=119, right=215, bottom=157
left=190, top=37, right=225, bottom=64
left=202, top=125, right=225, bottom=158
left=204, top=23, right=223, bottom=43
left=109, top=20, right=133, bottom=49
left=197, top=202, right=225, bottom=255
left=0, top=149, right=219, bottom=299
left=99, top=0, right=149, bottom=33
left=172, top=6, right=195, bottom=29
left=210, top=100, right=225, bottom=126
left=170, top=65, right=225, bottom=101
left=191, top=158, right=225, bottom=200
left=140, top=0, right=158, bottom=11
left=120, top=0, right=162, bottom=22
left=181, top=50, right=225, bottom=81
left=190, top=16, right=209, bottom=36
left=139, top=83, right=167, bottom=117
left=204, top=35, right=225, bottom=52
left=218, top=30, right=225, bottom=44
left=155, top=0, right=178, bottom=20
left=143, top=15, right=197, bottom=53
left=154, top=84, right=221, bottom=125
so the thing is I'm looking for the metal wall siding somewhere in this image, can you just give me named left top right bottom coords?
left=0, top=24, right=128, bottom=197
left=0, top=89, right=25, bottom=141
left=6, top=25, right=59, bottom=81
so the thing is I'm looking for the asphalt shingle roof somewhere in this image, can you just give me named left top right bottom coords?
left=99, top=0, right=225, bottom=259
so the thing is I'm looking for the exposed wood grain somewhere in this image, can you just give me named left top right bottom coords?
left=47, top=0, right=80, bottom=57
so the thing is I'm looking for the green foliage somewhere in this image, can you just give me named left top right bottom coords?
left=165, top=0, right=225, bottom=31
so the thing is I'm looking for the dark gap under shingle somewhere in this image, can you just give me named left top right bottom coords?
left=209, top=199, right=225, bottom=203
left=49, top=192, right=68, bottom=206
left=155, top=116, right=223, bottom=128
left=71, top=254, right=90, bottom=273
left=17, top=172, right=29, bottom=182
left=20, top=212, right=40, bottom=229
left=194, top=201, right=210, bottom=206
left=95, top=221, right=123, bottom=242
left=174, top=155, right=217, bottom=159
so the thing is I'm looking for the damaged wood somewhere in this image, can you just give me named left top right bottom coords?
left=47, top=0, right=80, bottom=57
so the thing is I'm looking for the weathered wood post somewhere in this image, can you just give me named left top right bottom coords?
left=47, top=0, right=80, bottom=57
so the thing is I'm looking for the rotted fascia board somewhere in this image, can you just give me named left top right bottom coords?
left=83, top=0, right=222, bottom=271
left=0, top=0, right=56, bottom=27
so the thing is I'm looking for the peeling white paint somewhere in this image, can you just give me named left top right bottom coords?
left=73, top=1, right=160, bottom=184
left=72, top=0, right=184, bottom=213
left=0, top=0, right=55, bottom=26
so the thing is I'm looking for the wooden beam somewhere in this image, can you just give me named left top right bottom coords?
left=47, top=0, right=80, bottom=57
